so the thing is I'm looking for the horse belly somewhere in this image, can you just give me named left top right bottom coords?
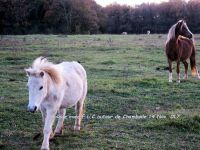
left=60, top=77, right=84, bottom=108
left=180, top=48, right=192, bottom=61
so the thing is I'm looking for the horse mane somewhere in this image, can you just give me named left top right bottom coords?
left=166, top=22, right=177, bottom=43
left=31, top=57, right=62, bottom=85
left=166, top=20, right=193, bottom=43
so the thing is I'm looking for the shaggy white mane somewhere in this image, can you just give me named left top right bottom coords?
left=29, top=57, right=62, bottom=85
left=166, top=20, right=193, bottom=43
left=166, top=23, right=177, bottom=43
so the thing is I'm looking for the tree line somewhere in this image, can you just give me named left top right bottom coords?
left=0, top=0, right=200, bottom=34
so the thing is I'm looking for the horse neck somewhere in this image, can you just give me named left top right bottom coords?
left=45, top=73, right=63, bottom=98
left=45, top=74, right=56, bottom=96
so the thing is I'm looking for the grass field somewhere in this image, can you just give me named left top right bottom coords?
left=0, top=34, right=200, bottom=150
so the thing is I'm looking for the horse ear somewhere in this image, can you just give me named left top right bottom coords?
left=40, top=71, right=44, bottom=77
left=176, top=21, right=183, bottom=30
left=178, top=20, right=183, bottom=25
left=180, top=20, right=184, bottom=23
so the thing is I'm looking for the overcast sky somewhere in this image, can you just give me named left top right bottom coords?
left=95, top=0, right=170, bottom=7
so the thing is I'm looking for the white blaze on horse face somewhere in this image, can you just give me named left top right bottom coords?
left=169, top=72, right=172, bottom=82
left=27, top=75, right=45, bottom=112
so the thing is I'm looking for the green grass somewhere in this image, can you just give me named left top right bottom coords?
left=0, top=34, right=200, bottom=149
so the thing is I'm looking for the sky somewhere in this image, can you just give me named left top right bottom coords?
left=94, top=0, right=169, bottom=7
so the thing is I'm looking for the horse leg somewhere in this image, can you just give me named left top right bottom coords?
left=190, top=48, right=200, bottom=79
left=176, top=61, right=180, bottom=83
left=31, top=107, right=47, bottom=140
left=40, top=106, right=47, bottom=124
left=183, top=61, right=188, bottom=80
left=41, top=109, right=56, bottom=150
left=41, top=107, right=54, bottom=140
left=74, top=80, right=87, bottom=131
left=195, top=69, right=200, bottom=79
left=196, top=70, right=200, bottom=79
left=74, top=100, right=84, bottom=131
left=54, top=108, right=66, bottom=136
left=168, top=60, right=173, bottom=82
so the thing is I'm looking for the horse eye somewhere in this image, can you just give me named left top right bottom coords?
left=39, top=86, right=43, bottom=90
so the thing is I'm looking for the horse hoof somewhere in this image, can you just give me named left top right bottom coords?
left=169, top=80, right=172, bottom=83
left=74, top=125, right=80, bottom=131
left=54, top=130, right=64, bottom=137
left=49, top=132, right=54, bottom=140
left=177, top=80, right=180, bottom=83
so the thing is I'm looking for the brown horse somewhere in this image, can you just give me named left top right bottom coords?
left=165, top=20, right=200, bottom=83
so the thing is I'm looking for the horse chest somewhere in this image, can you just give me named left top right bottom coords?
left=167, top=49, right=179, bottom=61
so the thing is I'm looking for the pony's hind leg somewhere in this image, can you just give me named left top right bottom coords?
left=190, top=49, right=200, bottom=79
left=168, top=60, right=173, bottom=82
left=74, top=100, right=84, bottom=131
left=54, top=108, right=66, bottom=136
left=176, top=61, right=181, bottom=83
left=183, top=61, right=188, bottom=80
left=195, top=68, right=200, bottom=79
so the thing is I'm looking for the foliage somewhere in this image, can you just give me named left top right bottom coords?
left=1, top=0, right=200, bottom=34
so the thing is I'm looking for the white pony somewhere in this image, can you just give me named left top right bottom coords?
left=25, top=57, right=87, bottom=150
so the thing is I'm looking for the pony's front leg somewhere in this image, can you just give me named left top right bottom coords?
left=40, top=106, right=46, bottom=124
left=183, top=61, right=188, bottom=80
left=55, top=108, right=66, bottom=136
left=176, top=61, right=181, bottom=83
left=41, top=109, right=56, bottom=150
left=168, top=60, right=173, bottom=82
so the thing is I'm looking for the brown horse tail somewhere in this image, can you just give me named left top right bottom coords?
left=190, top=47, right=197, bottom=76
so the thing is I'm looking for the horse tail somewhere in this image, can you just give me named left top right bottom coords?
left=190, top=46, right=197, bottom=76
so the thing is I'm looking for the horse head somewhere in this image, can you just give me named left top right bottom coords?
left=175, top=20, right=193, bottom=39
left=25, top=68, right=48, bottom=113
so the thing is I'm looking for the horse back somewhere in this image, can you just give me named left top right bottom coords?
left=58, top=61, right=87, bottom=80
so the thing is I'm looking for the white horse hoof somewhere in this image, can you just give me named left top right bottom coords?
left=54, top=129, right=64, bottom=136
left=177, top=80, right=180, bottom=83
left=169, top=80, right=172, bottom=83
left=41, top=148, right=49, bottom=150
left=74, top=125, right=80, bottom=131
left=183, top=76, right=188, bottom=80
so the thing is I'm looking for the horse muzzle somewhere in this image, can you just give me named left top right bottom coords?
left=189, top=34, right=193, bottom=39
left=188, top=33, right=193, bottom=39
left=27, top=106, right=37, bottom=113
